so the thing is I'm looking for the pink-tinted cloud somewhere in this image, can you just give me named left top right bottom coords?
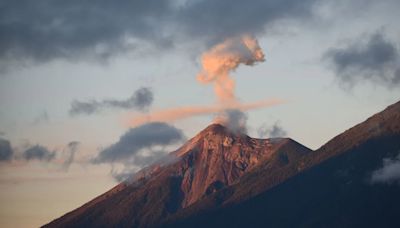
left=128, top=99, right=284, bottom=127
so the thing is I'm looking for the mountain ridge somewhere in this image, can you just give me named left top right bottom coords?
left=44, top=100, right=400, bottom=228
left=45, top=122, right=311, bottom=228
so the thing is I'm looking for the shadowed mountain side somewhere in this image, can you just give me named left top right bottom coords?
left=166, top=133, right=400, bottom=228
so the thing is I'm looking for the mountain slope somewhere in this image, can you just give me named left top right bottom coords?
left=44, top=124, right=311, bottom=228
left=45, top=100, right=400, bottom=228
left=166, top=100, right=400, bottom=227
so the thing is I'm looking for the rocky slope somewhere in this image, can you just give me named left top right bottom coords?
left=44, top=124, right=311, bottom=227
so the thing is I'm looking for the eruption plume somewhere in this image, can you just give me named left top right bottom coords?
left=128, top=36, right=276, bottom=126
left=128, top=99, right=283, bottom=127
left=197, top=35, right=265, bottom=103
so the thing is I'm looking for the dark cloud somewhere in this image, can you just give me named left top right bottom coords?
left=371, top=154, right=400, bottom=184
left=93, top=122, right=185, bottom=182
left=62, top=141, right=80, bottom=171
left=0, top=0, right=319, bottom=68
left=0, top=138, right=13, bottom=161
left=216, top=109, right=248, bottom=134
left=177, top=0, right=317, bottom=44
left=258, top=121, right=287, bottom=138
left=0, top=0, right=174, bottom=66
left=23, top=145, right=56, bottom=161
left=323, top=31, right=400, bottom=88
left=0, top=140, right=81, bottom=167
left=69, top=87, right=153, bottom=116
left=93, top=122, right=184, bottom=164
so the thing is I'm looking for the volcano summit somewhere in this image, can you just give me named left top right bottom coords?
left=45, top=100, right=400, bottom=228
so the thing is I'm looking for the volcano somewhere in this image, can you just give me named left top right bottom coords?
left=44, top=100, right=400, bottom=228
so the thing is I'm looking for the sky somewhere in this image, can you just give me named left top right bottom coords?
left=0, top=0, right=400, bottom=227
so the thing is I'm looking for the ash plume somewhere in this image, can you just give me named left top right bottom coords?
left=197, top=35, right=265, bottom=103
left=214, top=109, right=248, bottom=134
left=129, top=99, right=283, bottom=126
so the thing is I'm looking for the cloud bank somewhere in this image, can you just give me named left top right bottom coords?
left=70, top=87, right=153, bottom=116
left=0, top=0, right=318, bottom=68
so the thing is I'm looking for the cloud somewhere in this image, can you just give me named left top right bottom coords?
left=0, top=0, right=174, bottom=67
left=129, top=98, right=284, bottom=126
left=371, top=154, right=400, bottom=184
left=61, top=141, right=80, bottom=171
left=109, top=151, right=179, bottom=182
left=0, top=140, right=83, bottom=168
left=23, top=145, right=56, bottom=161
left=111, top=168, right=136, bottom=183
left=323, top=31, right=400, bottom=88
left=177, top=0, right=317, bottom=43
left=214, top=109, right=248, bottom=134
left=93, top=122, right=184, bottom=164
left=0, top=138, right=13, bottom=161
left=93, top=122, right=185, bottom=181
left=258, top=121, right=287, bottom=138
left=0, top=0, right=319, bottom=68
left=69, top=87, right=153, bottom=116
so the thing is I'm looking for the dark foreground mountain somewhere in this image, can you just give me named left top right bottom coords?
left=44, top=100, right=400, bottom=228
